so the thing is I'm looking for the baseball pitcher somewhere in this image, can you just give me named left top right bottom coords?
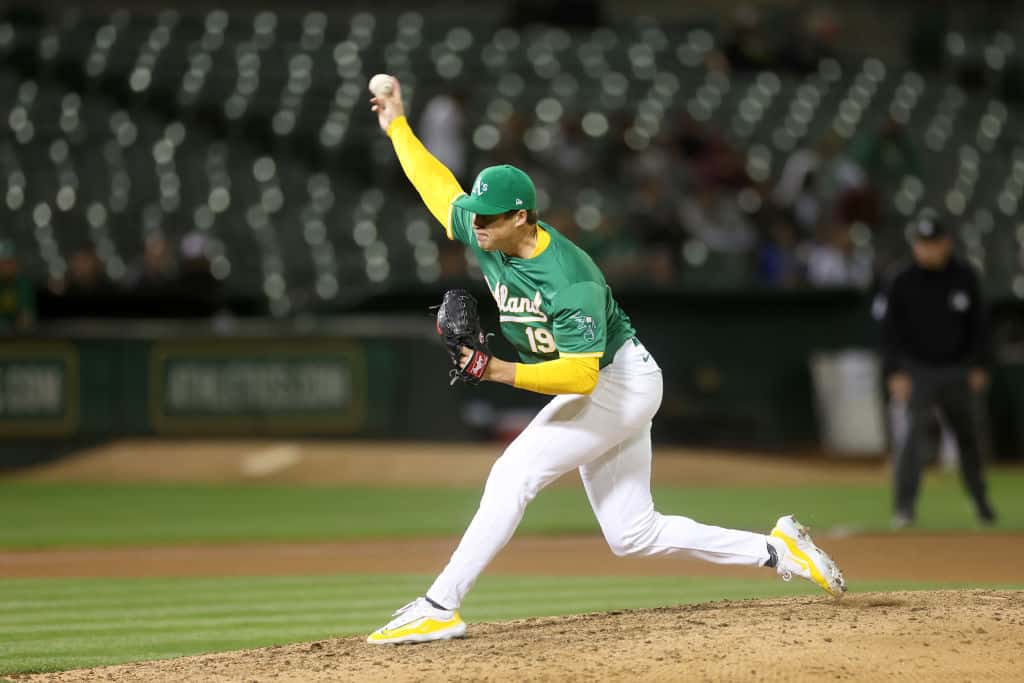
left=366, top=76, right=846, bottom=644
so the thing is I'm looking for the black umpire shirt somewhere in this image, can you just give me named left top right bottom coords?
left=879, top=257, right=989, bottom=374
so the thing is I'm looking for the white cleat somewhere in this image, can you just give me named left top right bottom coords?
left=366, top=597, right=467, bottom=645
left=770, top=515, right=847, bottom=599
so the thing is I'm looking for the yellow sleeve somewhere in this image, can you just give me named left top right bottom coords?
left=513, top=356, right=600, bottom=396
left=386, top=116, right=464, bottom=239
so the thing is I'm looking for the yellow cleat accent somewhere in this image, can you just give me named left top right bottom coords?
left=770, top=515, right=847, bottom=598
left=772, top=528, right=830, bottom=594
left=367, top=598, right=468, bottom=644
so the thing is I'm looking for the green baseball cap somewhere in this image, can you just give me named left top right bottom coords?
left=452, top=165, right=536, bottom=215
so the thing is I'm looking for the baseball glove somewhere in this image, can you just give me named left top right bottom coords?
left=434, top=289, right=492, bottom=385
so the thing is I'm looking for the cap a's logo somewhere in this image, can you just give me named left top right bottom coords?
left=515, top=198, right=523, bottom=205
left=473, top=179, right=488, bottom=196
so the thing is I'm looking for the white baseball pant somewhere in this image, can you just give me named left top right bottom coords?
left=427, top=338, right=773, bottom=609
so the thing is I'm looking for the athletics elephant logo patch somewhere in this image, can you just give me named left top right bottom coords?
left=571, top=311, right=597, bottom=343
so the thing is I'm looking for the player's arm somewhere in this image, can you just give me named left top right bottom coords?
left=473, top=355, right=600, bottom=395
left=370, top=77, right=462, bottom=238
left=460, top=282, right=607, bottom=395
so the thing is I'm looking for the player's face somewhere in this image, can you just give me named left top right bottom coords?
left=472, top=211, right=522, bottom=252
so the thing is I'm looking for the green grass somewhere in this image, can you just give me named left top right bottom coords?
left=1, top=573, right=1020, bottom=675
left=0, top=470, right=1021, bottom=548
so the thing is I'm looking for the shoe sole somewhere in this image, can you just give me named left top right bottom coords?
left=772, top=516, right=847, bottom=599
left=366, top=621, right=467, bottom=645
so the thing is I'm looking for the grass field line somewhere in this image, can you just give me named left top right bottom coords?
left=0, top=572, right=422, bottom=596
left=4, top=590, right=816, bottom=656
left=0, top=573, right=757, bottom=608
left=0, top=583, right=421, bottom=610
left=0, top=571, right=787, bottom=595
left=8, top=582, right=1019, bottom=649
left=5, top=584, right=1012, bottom=660
left=0, top=575, right=426, bottom=603
left=1, top=475, right=1020, bottom=549
left=0, top=580, right=793, bottom=628
left=0, top=570, right=722, bottom=594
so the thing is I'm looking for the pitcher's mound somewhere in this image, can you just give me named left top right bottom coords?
left=17, top=590, right=1022, bottom=682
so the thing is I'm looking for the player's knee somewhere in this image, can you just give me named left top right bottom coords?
left=605, top=528, right=646, bottom=557
left=605, top=515, right=660, bottom=557
left=607, top=538, right=636, bottom=557
left=608, top=534, right=651, bottom=557
left=486, top=457, right=543, bottom=505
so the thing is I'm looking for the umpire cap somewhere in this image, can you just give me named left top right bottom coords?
left=909, top=208, right=949, bottom=241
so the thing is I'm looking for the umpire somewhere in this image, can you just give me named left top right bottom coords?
left=879, top=209, right=997, bottom=528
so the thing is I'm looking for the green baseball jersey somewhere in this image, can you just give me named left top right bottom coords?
left=449, top=203, right=636, bottom=367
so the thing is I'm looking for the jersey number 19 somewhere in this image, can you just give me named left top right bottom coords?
left=525, top=326, right=557, bottom=354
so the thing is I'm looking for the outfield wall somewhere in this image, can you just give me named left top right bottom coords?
left=2, top=289, right=1024, bottom=457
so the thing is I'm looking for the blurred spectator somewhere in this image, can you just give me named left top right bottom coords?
left=624, top=132, right=678, bottom=188
left=420, top=91, right=468, bottom=183
left=722, top=4, right=776, bottom=72
left=63, top=241, right=115, bottom=297
left=849, top=116, right=922, bottom=193
left=126, top=233, right=178, bottom=292
left=790, top=171, right=823, bottom=235
left=773, top=146, right=820, bottom=234
left=0, top=240, right=35, bottom=333
left=626, top=177, right=683, bottom=279
left=756, top=217, right=802, bottom=288
left=679, top=183, right=757, bottom=255
left=673, top=114, right=745, bottom=194
left=175, top=232, right=223, bottom=316
left=546, top=115, right=596, bottom=179
left=489, top=111, right=530, bottom=170
left=41, top=241, right=119, bottom=318
left=803, top=223, right=872, bottom=289
left=833, top=183, right=881, bottom=228
left=776, top=132, right=866, bottom=227
left=778, top=7, right=839, bottom=73
left=561, top=204, right=645, bottom=283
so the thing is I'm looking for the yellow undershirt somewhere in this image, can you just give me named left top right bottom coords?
left=514, top=356, right=600, bottom=395
left=386, top=116, right=462, bottom=238
left=387, top=115, right=601, bottom=396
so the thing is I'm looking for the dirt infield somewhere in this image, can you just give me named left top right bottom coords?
left=13, top=590, right=1023, bottom=682
left=2, top=533, right=1023, bottom=583
left=8, top=438, right=887, bottom=487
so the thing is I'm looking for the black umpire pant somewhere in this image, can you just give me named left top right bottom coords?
left=892, top=365, right=990, bottom=517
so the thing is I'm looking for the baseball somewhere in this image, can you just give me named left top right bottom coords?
left=368, top=73, right=395, bottom=97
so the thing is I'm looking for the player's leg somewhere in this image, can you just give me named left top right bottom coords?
left=368, top=383, right=656, bottom=643
left=424, top=379, right=659, bottom=611
left=579, top=425, right=771, bottom=566
left=580, top=425, right=845, bottom=596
